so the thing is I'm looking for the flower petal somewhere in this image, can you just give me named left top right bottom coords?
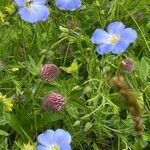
left=14, top=0, right=24, bottom=7
left=60, top=144, right=72, bottom=150
left=91, top=29, right=109, bottom=44
left=37, top=130, right=54, bottom=146
left=36, top=145, right=50, bottom=150
left=111, top=41, right=129, bottom=54
left=18, top=5, right=49, bottom=23
left=56, top=0, right=81, bottom=11
left=18, top=8, right=34, bottom=23
left=121, top=28, right=137, bottom=43
left=30, top=5, right=49, bottom=21
left=32, top=0, right=47, bottom=5
left=54, top=129, right=71, bottom=145
left=107, top=22, right=125, bottom=35
left=96, top=44, right=113, bottom=55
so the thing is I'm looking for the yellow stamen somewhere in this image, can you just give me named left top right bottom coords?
left=51, top=144, right=60, bottom=150
left=109, top=35, right=120, bottom=44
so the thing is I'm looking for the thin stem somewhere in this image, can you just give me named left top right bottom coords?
left=32, top=93, right=37, bottom=137
left=119, top=4, right=150, bottom=53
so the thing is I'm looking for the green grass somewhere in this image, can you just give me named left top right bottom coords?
left=0, top=0, right=150, bottom=149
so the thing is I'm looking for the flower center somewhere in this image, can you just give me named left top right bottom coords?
left=50, top=144, right=60, bottom=150
left=108, top=35, right=120, bottom=44
left=24, top=0, right=33, bottom=8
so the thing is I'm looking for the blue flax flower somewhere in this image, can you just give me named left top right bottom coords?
left=56, top=0, right=81, bottom=11
left=91, top=21, right=137, bottom=55
left=14, top=0, right=49, bottom=23
left=37, top=129, right=72, bottom=150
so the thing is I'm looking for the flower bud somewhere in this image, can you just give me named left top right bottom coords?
left=122, top=58, right=134, bottom=72
left=43, top=92, right=65, bottom=112
left=40, top=64, right=60, bottom=83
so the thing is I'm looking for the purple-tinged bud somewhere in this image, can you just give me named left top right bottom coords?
left=43, top=92, right=65, bottom=112
left=40, top=64, right=60, bottom=82
left=134, top=11, right=144, bottom=21
left=122, top=58, right=134, bottom=72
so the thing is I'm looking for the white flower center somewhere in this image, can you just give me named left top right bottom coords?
left=24, top=0, right=33, bottom=7
left=50, top=144, right=60, bottom=150
left=108, top=34, right=120, bottom=44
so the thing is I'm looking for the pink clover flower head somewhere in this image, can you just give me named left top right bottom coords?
left=40, top=64, right=60, bottom=83
left=122, top=58, right=134, bottom=72
left=43, top=92, right=65, bottom=112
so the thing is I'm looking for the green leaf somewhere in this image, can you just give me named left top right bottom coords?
left=92, top=142, right=100, bottom=150
left=0, top=113, right=10, bottom=125
left=0, top=129, right=9, bottom=136
left=73, top=120, right=81, bottom=126
left=84, top=122, right=92, bottom=132
left=66, top=105, right=78, bottom=119
left=138, top=56, right=150, bottom=80
left=9, top=114, right=28, bottom=141
left=36, top=112, right=64, bottom=128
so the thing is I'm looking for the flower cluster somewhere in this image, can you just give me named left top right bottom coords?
left=14, top=2, right=138, bottom=55
left=13, top=1, right=139, bottom=150
left=37, top=129, right=72, bottom=150
left=14, top=0, right=82, bottom=23
left=0, top=92, right=13, bottom=112
left=21, top=142, right=36, bottom=150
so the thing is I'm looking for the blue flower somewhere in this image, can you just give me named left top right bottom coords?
left=37, top=129, right=72, bottom=150
left=56, top=0, right=81, bottom=11
left=14, top=0, right=49, bottom=23
left=91, top=22, right=137, bottom=55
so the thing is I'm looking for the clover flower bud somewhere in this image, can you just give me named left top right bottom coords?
left=43, top=92, right=65, bottom=112
left=40, top=64, right=60, bottom=83
left=122, top=58, right=134, bottom=72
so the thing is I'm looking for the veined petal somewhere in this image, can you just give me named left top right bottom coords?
left=96, top=44, right=113, bottom=55
left=107, top=21, right=125, bottom=35
left=18, top=5, right=49, bottom=23
left=111, top=41, right=129, bottom=54
left=91, top=29, right=109, bottom=44
left=56, top=0, right=81, bottom=11
left=32, top=0, right=47, bottom=5
left=54, top=129, right=71, bottom=145
left=30, top=4, right=49, bottom=21
left=121, top=28, right=137, bottom=43
left=14, top=0, right=24, bottom=7
left=37, top=130, right=54, bottom=146
left=18, top=7, right=35, bottom=23
left=60, top=144, right=72, bottom=150
left=36, top=145, right=50, bottom=150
